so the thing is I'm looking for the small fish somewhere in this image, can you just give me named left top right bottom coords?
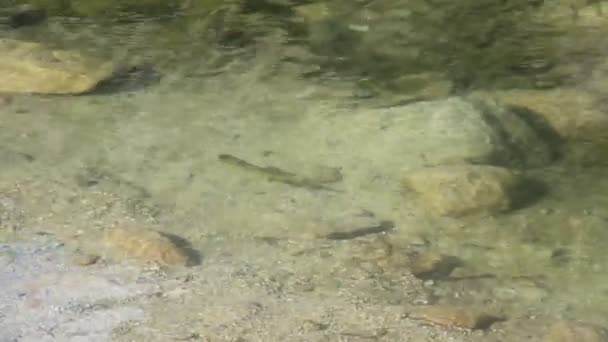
left=218, top=154, right=340, bottom=192
left=323, top=220, right=395, bottom=240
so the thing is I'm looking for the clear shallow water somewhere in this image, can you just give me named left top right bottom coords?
left=2, top=2, right=608, bottom=340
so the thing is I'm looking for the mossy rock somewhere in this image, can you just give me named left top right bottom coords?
left=14, top=0, right=183, bottom=17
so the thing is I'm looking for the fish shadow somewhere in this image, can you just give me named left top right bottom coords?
left=511, top=177, right=548, bottom=210
left=91, top=63, right=162, bottom=95
left=159, top=232, right=203, bottom=267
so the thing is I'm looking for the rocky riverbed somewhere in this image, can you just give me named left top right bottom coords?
left=1, top=1, right=608, bottom=341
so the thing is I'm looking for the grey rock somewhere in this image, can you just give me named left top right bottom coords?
left=320, top=96, right=553, bottom=187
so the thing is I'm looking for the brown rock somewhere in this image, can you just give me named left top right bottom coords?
left=409, top=252, right=462, bottom=280
left=0, top=38, right=116, bottom=94
left=402, top=164, right=523, bottom=217
left=103, top=227, right=191, bottom=266
left=408, top=305, right=502, bottom=330
left=71, top=252, right=100, bottom=266
left=544, top=320, right=608, bottom=342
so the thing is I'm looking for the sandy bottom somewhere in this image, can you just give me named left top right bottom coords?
left=0, top=235, right=568, bottom=342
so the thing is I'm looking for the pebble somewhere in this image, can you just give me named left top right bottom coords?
left=407, top=305, right=503, bottom=330
left=403, top=164, right=522, bottom=217
left=70, top=252, right=100, bottom=266
left=410, top=252, right=462, bottom=280
left=103, top=227, right=192, bottom=266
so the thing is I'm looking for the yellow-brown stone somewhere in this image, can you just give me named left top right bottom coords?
left=0, top=38, right=115, bottom=94
left=103, top=227, right=191, bottom=267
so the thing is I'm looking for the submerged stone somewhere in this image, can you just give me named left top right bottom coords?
left=0, top=38, right=116, bottom=94
left=286, top=96, right=555, bottom=199
left=487, top=88, right=608, bottom=166
left=402, top=164, right=523, bottom=217
left=409, top=252, right=462, bottom=280
left=103, top=227, right=193, bottom=266
left=408, top=305, right=503, bottom=330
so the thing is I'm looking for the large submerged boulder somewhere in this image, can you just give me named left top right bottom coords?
left=0, top=38, right=116, bottom=94
left=316, top=96, right=555, bottom=175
